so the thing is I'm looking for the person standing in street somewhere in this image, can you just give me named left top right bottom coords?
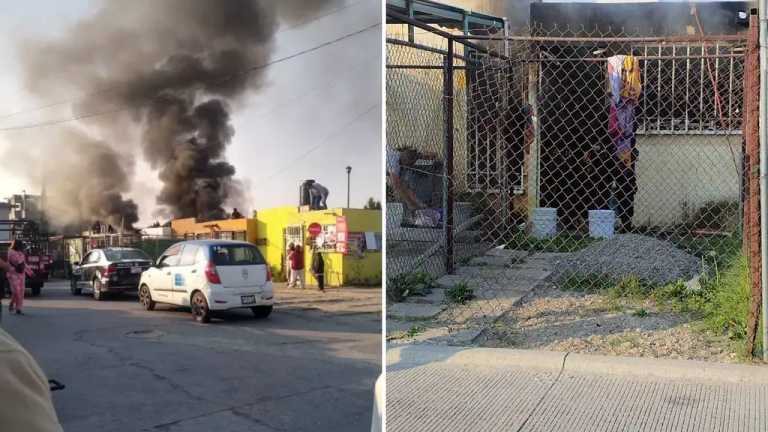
left=311, top=250, right=325, bottom=292
left=288, top=244, right=305, bottom=289
left=7, top=240, right=32, bottom=315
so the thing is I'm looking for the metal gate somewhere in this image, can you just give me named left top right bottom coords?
left=283, top=225, right=303, bottom=279
left=386, top=7, right=761, bottom=350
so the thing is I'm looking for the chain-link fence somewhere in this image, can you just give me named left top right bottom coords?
left=386, top=11, right=761, bottom=347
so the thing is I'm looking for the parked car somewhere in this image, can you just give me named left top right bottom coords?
left=138, top=240, right=274, bottom=323
left=70, top=247, right=152, bottom=300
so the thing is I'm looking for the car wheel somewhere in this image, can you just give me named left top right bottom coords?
left=31, top=284, right=41, bottom=297
left=139, top=285, right=155, bottom=311
left=70, top=279, right=81, bottom=296
left=191, top=291, right=211, bottom=323
left=251, top=305, right=273, bottom=319
left=93, top=279, right=105, bottom=301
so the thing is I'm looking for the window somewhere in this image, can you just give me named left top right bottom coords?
left=637, top=43, right=743, bottom=134
left=178, top=245, right=198, bottom=266
left=218, top=231, right=233, bottom=240
left=87, top=251, right=101, bottom=264
left=104, top=249, right=150, bottom=261
left=209, top=245, right=265, bottom=266
left=159, top=244, right=181, bottom=267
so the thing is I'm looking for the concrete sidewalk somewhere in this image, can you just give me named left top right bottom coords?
left=387, top=345, right=768, bottom=431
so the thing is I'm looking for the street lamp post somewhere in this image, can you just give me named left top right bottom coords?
left=346, top=166, right=352, bottom=208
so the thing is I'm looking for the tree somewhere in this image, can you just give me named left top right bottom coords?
left=364, top=197, right=382, bottom=210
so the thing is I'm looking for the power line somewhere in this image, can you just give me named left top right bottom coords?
left=0, top=22, right=380, bottom=132
left=261, top=102, right=379, bottom=182
left=0, top=0, right=371, bottom=122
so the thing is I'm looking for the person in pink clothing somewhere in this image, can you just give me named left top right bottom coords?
left=7, top=240, right=33, bottom=315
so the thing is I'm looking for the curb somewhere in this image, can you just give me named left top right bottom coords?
left=387, top=345, right=768, bottom=384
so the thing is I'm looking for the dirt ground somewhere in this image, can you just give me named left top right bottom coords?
left=478, top=284, right=740, bottom=363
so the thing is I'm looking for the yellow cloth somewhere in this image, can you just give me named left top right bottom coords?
left=0, top=327, right=63, bottom=432
left=620, top=55, right=642, bottom=101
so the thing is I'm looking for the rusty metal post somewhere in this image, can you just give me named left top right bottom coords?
left=443, top=38, right=455, bottom=274
left=744, top=10, right=762, bottom=358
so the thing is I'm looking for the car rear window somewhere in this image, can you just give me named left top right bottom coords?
left=104, top=249, right=150, bottom=261
left=209, top=245, right=265, bottom=266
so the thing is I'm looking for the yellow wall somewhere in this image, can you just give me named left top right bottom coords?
left=170, top=217, right=257, bottom=243
left=253, top=207, right=382, bottom=287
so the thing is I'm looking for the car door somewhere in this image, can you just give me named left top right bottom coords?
left=172, top=244, right=202, bottom=306
left=81, top=251, right=102, bottom=289
left=149, top=244, right=182, bottom=303
left=75, top=251, right=94, bottom=290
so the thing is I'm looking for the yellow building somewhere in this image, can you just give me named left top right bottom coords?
left=253, top=207, right=382, bottom=287
left=170, top=217, right=258, bottom=243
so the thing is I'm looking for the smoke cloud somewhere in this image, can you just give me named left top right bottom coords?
left=9, top=0, right=335, bottom=228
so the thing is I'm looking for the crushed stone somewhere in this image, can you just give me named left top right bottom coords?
left=552, top=233, right=702, bottom=285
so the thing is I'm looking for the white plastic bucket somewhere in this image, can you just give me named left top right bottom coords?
left=531, top=207, right=558, bottom=239
left=588, top=209, right=616, bottom=239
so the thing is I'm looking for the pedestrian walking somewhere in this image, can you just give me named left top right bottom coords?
left=311, top=250, right=325, bottom=292
left=288, top=244, right=305, bottom=289
left=7, top=240, right=33, bottom=315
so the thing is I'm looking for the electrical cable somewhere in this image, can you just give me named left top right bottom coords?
left=0, top=0, right=373, bottom=122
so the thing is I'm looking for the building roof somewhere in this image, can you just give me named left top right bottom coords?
left=531, top=1, right=752, bottom=36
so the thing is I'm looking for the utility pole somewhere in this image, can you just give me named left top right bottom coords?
left=346, top=166, right=352, bottom=208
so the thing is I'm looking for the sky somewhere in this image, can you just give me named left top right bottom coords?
left=0, top=0, right=382, bottom=226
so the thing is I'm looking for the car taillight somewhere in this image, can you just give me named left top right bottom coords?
left=266, top=267, right=272, bottom=282
left=104, top=264, right=117, bottom=276
left=205, top=261, right=221, bottom=284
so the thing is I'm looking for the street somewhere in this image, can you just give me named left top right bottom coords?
left=2, top=280, right=381, bottom=432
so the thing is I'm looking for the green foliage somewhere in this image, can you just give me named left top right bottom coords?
left=387, top=272, right=437, bottom=302
left=445, top=282, right=474, bottom=304
left=561, top=252, right=752, bottom=356
left=405, top=325, right=425, bottom=338
left=364, top=197, right=382, bottom=210
left=560, top=274, right=615, bottom=293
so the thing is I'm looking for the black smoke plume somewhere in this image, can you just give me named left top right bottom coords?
left=13, top=0, right=336, bottom=226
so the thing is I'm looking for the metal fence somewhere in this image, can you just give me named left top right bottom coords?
left=386, top=11, right=761, bottom=345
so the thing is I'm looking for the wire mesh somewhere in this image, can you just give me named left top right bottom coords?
left=387, top=21, right=753, bottom=341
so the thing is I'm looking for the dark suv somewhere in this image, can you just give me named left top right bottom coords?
left=71, top=248, right=152, bottom=300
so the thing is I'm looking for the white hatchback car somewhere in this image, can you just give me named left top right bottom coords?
left=138, top=240, right=274, bottom=323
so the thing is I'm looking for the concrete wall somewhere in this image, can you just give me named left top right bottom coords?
left=385, top=54, right=469, bottom=193
left=633, top=134, right=741, bottom=227
left=253, top=207, right=382, bottom=287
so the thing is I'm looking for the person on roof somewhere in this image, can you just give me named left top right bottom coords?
left=309, top=182, right=329, bottom=210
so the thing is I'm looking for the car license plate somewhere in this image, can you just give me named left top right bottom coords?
left=241, top=295, right=256, bottom=305
left=131, top=266, right=142, bottom=274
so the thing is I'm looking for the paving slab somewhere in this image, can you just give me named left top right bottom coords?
left=388, top=303, right=444, bottom=319
left=387, top=345, right=768, bottom=432
left=405, top=289, right=445, bottom=305
left=485, top=248, right=529, bottom=260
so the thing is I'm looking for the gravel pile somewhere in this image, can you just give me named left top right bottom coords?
left=553, top=234, right=701, bottom=285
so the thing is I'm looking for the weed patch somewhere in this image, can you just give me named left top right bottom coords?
left=387, top=272, right=438, bottom=302
left=445, top=282, right=475, bottom=304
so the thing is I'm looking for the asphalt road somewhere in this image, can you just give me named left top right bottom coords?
left=2, top=280, right=381, bottom=432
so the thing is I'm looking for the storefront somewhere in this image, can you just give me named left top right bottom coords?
left=253, top=207, right=382, bottom=287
